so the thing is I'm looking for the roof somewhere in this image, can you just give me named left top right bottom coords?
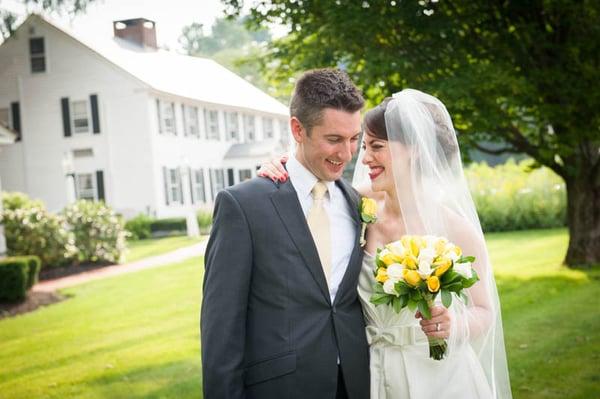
left=18, top=14, right=289, bottom=116
left=224, top=140, right=283, bottom=159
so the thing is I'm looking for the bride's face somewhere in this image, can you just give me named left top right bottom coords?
left=361, top=132, right=394, bottom=193
left=362, top=131, right=411, bottom=194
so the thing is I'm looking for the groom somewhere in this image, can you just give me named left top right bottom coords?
left=201, top=68, right=369, bottom=399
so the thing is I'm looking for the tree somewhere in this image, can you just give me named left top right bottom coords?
left=179, top=17, right=292, bottom=101
left=0, top=0, right=96, bottom=39
left=224, top=0, right=600, bottom=267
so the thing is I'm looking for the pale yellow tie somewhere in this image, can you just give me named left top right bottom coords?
left=307, top=181, right=332, bottom=286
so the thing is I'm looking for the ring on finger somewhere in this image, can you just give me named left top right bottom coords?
left=436, top=322, right=440, bottom=332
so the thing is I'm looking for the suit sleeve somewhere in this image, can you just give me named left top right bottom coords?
left=201, top=189, right=253, bottom=399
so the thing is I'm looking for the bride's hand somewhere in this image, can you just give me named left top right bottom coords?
left=257, top=155, right=289, bottom=182
left=416, top=306, right=451, bottom=339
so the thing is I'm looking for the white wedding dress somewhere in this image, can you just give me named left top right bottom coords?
left=358, top=252, right=493, bottom=399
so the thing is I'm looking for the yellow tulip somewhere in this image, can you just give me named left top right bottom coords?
left=434, top=238, right=448, bottom=257
left=375, top=267, right=388, bottom=283
left=402, top=254, right=418, bottom=270
left=382, top=252, right=403, bottom=266
left=427, top=275, right=440, bottom=293
left=433, top=258, right=452, bottom=277
left=402, top=269, right=421, bottom=286
left=449, top=245, right=462, bottom=258
left=361, top=197, right=378, bottom=219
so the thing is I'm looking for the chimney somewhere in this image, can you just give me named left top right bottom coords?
left=113, top=18, right=157, bottom=49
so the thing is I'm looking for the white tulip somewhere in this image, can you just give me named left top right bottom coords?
left=454, top=262, right=473, bottom=279
left=383, top=279, right=399, bottom=296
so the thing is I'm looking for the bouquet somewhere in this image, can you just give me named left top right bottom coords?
left=369, top=235, right=479, bottom=360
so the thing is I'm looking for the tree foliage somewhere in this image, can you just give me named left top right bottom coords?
left=225, top=0, right=600, bottom=266
left=0, top=0, right=95, bottom=38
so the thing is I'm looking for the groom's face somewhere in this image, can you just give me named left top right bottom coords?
left=292, top=108, right=362, bottom=182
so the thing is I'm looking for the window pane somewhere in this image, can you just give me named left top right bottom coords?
left=263, top=118, right=274, bottom=139
left=76, top=173, right=95, bottom=200
left=244, top=115, right=255, bottom=141
left=186, top=106, right=199, bottom=136
left=29, top=38, right=44, bottom=55
left=227, top=112, right=239, bottom=140
left=31, top=56, right=45, bottom=73
left=0, top=108, right=8, bottom=126
left=162, top=102, right=175, bottom=134
left=72, top=100, right=89, bottom=133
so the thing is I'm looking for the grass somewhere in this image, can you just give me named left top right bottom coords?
left=0, top=228, right=598, bottom=398
left=125, top=235, right=205, bottom=263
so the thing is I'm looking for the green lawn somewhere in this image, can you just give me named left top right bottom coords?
left=0, top=228, right=598, bottom=398
left=125, top=235, right=205, bottom=263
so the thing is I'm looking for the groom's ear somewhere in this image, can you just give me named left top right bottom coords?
left=290, top=117, right=306, bottom=144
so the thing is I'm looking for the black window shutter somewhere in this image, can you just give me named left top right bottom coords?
left=61, top=97, right=71, bottom=137
left=172, top=103, right=177, bottom=135
left=209, top=168, right=214, bottom=201
left=96, top=170, right=105, bottom=201
left=163, top=166, right=170, bottom=205
left=156, top=99, right=162, bottom=134
left=227, top=168, right=235, bottom=186
left=10, top=102, right=21, bottom=141
left=177, top=167, right=184, bottom=204
left=90, top=94, right=100, bottom=134
left=182, top=104, right=188, bottom=137
left=188, top=167, right=195, bottom=204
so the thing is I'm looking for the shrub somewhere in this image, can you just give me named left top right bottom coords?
left=22, top=255, right=42, bottom=289
left=1, top=191, right=44, bottom=211
left=125, top=214, right=153, bottom=240
left=197, top=209, right=213, bottom=234
left=1, top=193, right=77, bottom=268
left=465, top=159, right=566, bottom=232
left=62, top=200, right=129, bottom=264
left=150, top=218, right=186, bottom=234
left=0, top=257, right=29, bottom=301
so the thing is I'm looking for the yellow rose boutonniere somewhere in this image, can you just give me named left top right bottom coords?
left=359, top=197, right=378, bottom=247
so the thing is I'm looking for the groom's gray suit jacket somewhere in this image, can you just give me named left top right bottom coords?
left=201, top=176, right=370, bottom=399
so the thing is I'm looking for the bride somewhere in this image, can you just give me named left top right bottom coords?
left=260, top=89, right=512, bottom=398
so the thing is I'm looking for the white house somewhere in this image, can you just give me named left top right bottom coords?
left=0, top=14, right=290, bottom=219
left=0, top=123, right=17, bottom=256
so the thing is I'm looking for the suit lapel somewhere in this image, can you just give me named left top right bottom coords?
left=270, top=180, right=332, bottom=305
left=334, top=179, right=363, bottom=305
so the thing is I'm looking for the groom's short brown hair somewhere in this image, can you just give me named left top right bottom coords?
left=290, top=68, right=364, bottom=135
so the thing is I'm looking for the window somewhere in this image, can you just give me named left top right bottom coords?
left=76, top=173, right=95, bottom=200
left=71, top=100, right=90, bottom=134
left=167, top=168, right=182, bottom=203
left=29, top=38, right=45, bottom=73
left=158, top=100, right=176, bottom=135
left=184, top=105, right=200, bottom=137
left=205, top=109, right=220, bottom=140
left=244, top=115, right=256, bottom=142
left=226, top=112, right=239, bottom=141
left=210, top=169, right=225, bottom=199
left=0, top=108, right=8, bottom=127
left=238, top=169, right=252, bottom=182
left=279, top=119, right=290, bottom=145
left=73, top=148, right=94, bottom=158
left=192, top=169, right=206, bottom=203
left=263, top=117, right=274, bottom=139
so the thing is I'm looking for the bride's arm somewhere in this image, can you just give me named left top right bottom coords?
left=456, top=226, right=495, bottom=338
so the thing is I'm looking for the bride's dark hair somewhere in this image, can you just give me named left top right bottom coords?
left=364, top=97, right=393, bottom=140
left=364, top=96, right=458, bottom=158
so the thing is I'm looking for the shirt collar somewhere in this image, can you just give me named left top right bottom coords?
left=287, top=154, right=336, bottom=201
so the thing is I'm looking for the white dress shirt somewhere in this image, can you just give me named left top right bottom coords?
left=286, top=155, right=356, bottom=303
